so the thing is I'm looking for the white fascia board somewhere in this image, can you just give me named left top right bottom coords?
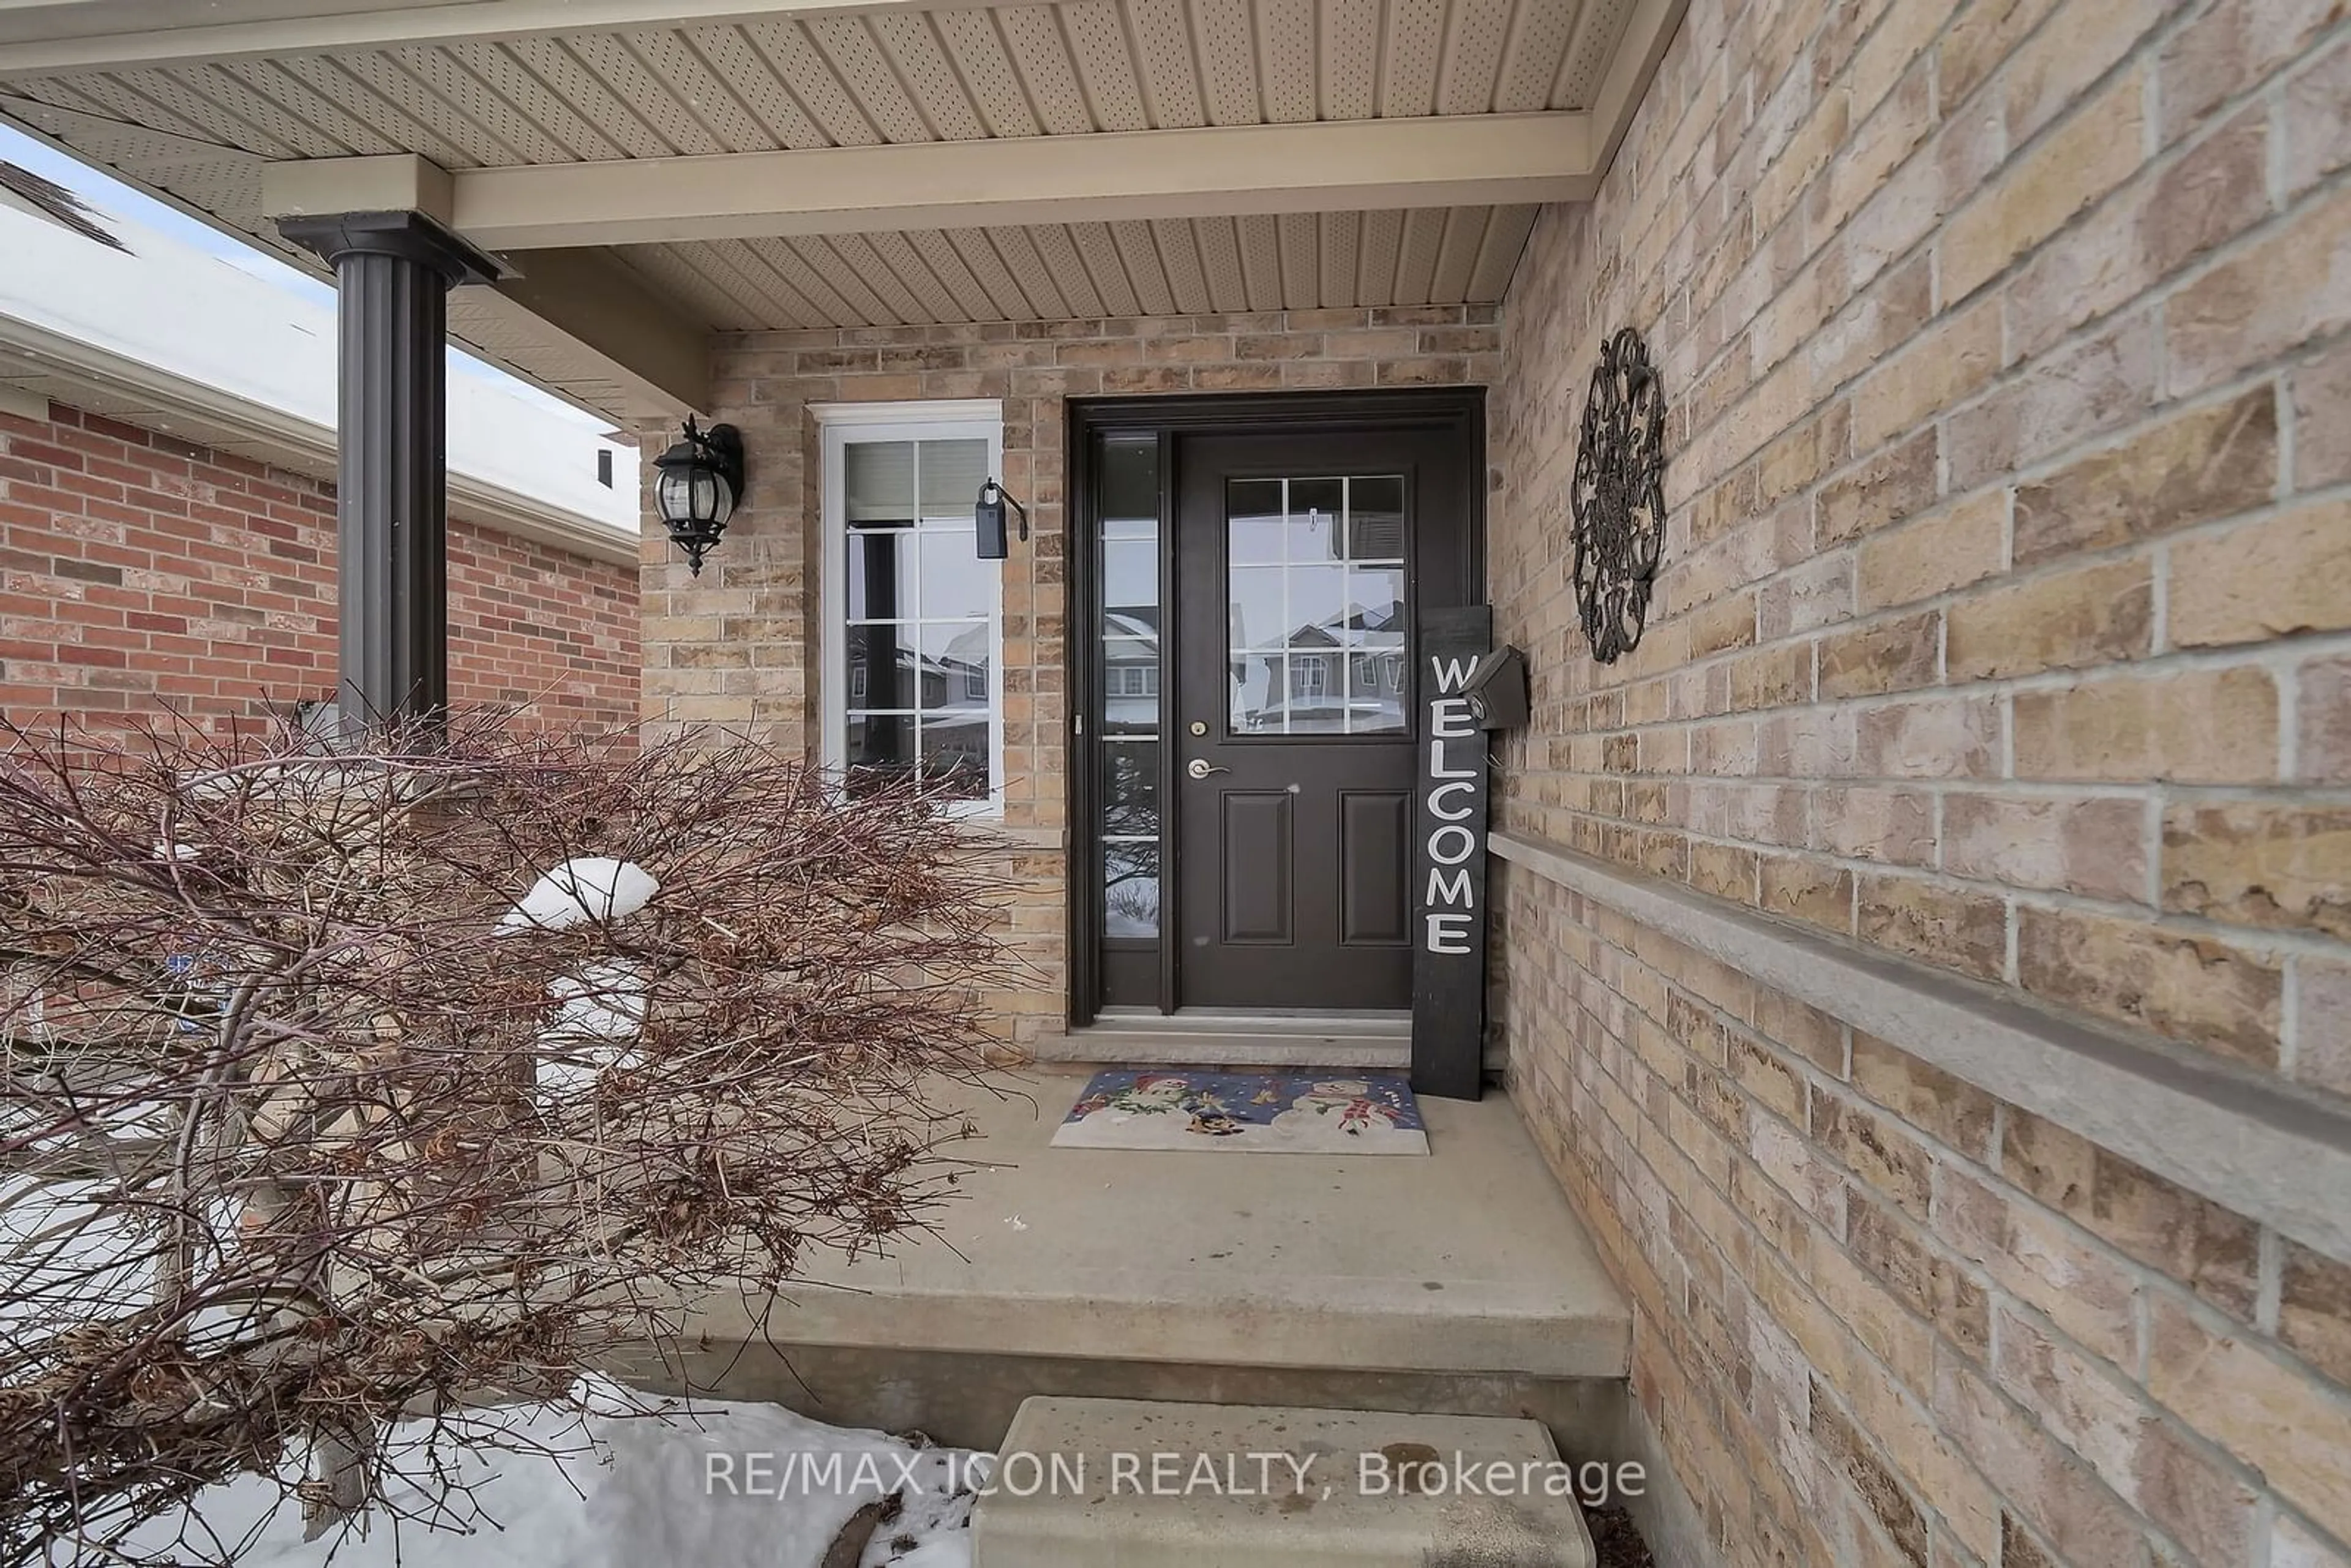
left=0, top=313, right=640, bottom=565
left=451, top=114, right=1597, bottom=250
left=0, top=382, right=49, bottom=421
left=0, top=201, right=640, bottom=559
left=0, top=0, right=959, bottom=72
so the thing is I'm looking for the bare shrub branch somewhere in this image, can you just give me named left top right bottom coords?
left=0, top=713, right=1009, bottom=1562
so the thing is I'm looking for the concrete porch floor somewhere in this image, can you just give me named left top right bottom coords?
left=618, top=1068, right=1629, bottom=1446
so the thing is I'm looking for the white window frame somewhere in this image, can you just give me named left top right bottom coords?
left=815, top=400, right=1006, bottom=819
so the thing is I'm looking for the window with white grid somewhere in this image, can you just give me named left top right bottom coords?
left=818, top=405, right=1004, bottom=816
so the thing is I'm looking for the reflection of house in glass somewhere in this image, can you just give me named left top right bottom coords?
left=1222, top=475, right=1408, bottom=737
left=844, top=622, right=991, bottom=797
left=1229, top=596, right=1408, bottom=735
left=1101, top=609, right=1161, bottom=732
left=1100, top=606, right=1161, bottom=936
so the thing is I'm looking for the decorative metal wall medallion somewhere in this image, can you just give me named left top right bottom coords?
left=1571, top=327, right=1669, bottom=664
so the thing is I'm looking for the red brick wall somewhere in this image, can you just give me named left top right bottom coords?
left=0, top=398, right=639, bottom=734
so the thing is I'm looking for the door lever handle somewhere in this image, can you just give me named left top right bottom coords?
left=1187, top=757, right=1229, bottom=779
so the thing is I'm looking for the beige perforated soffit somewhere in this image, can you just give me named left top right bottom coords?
left=0, top=95, right=708, bottom=415
left=0, top=0, right=1689, bottom=404
left=0, top=0, right=1653, bottom=168
left=618, top=206, right=1541, bottom=326
left=0, top=2, right=975, bottom=70
left=0, top=0, right=1639, bottom=120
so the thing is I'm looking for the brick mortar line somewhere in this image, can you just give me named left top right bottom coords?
left=1498, top=793, right=2351, bottom=962
left=1517, top=978, right=2109, bottom=1567
left=1543, top=621, right=2351, bottom=735
left=1659, top=119, right=2350, bottom=506
left=1514, top=907, right=2351, bottom=1563
left=1586, top=945, right=2263, bottom=1566
left=1494, top=827, right=2351, bottom=1258
left=1637, top=366, right=2342, bottom=636
left=1638, top=0, right=2327, bottom=447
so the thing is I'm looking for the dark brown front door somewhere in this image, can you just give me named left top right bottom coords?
left=1174, top=429, right=1468, bottom=1011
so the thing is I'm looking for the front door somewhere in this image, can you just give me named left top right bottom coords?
left=1174, top=429, right=1468, bottom=1011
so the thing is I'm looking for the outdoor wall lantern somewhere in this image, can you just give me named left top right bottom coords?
left=973, top=478, right=1029, bottom=560
left=653, top=416, right=745, bottom=576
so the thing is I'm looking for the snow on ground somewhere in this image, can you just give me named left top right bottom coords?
left=99, top=1379, right=981, bottom=1568
left=1, top=1176, right=152, bottom=1329
left=7, top=1163, right=981, bottom=1565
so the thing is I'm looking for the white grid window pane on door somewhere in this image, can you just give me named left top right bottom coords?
left=1224, top=475, right=1407, bottom=736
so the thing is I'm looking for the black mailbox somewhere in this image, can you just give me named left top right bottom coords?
left=1459, top=645, right=1528, bottom=730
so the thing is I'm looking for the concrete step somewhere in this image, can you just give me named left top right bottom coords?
left=1087, top=1010, right=1413, bottom=1035
left=616, top=1071, right=1632, bottom=1455
left=649, top=1071, right=1629, bottom=1387
left=1029, top=1024, right=1409, bottom=1068
left=972, top=1397, right=1595, bottom=1567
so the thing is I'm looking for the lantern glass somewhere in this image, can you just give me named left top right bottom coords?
left=654, top=465, right=691, bottom=522
left=658, top=463, right=735, bottom=527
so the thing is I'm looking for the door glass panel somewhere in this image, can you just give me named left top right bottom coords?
left=1097, top=435, right=1163, bottom=946
left=1346, top=476, right=1406, bottom=560
left=1224, top=475, right=1410, bottom=735
left=1345, top=569, right=1408, bottom=629
left=1288, top=477, right=1344, bottom=552
left=1104, top=536, right=1157, bottom=607
left=1226, top=480, right=1285, bottom=563
left=1102, top=738, right=1159, bottom=836
left=1286, top=565, right=1347, bottom=633
left=1104, top=841, right=1161, bottom=937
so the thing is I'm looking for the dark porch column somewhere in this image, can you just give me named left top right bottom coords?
left=277, top=211, right=501, bottom=737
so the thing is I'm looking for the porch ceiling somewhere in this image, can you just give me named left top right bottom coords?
left=0, top=0, right=1682, bottom=418
left=617, top=206, right=1540, bottom=326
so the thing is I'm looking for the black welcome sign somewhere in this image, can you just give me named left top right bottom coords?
left=1411, top=605, right=1493, bottom=1100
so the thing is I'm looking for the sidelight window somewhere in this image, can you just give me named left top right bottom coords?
left=817, top=403, right=1004, bottom=815
left=1097, top=434, right=1163, bottom=943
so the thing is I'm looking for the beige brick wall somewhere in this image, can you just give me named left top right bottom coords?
left=1491, top=0, right=2350, bottom=1094
left=642, top=314, right=1496, bottom=1041
left=1500, top=877, right=2351, bottom=1567
left=629, top=0, right=2349, bottom=1552
left=1486, top=0, right=2351, bottom=1561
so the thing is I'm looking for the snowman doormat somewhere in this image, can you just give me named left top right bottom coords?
left=1051, top=1070, right=1430, bottom=1155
